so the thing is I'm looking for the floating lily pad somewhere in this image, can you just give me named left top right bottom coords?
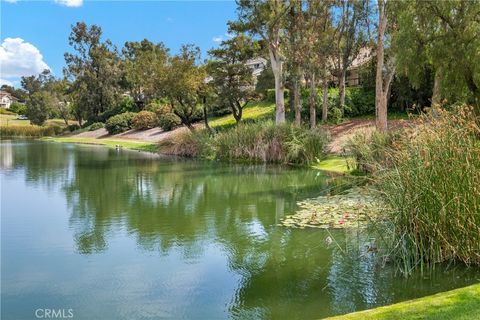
left=280, top=188, right=384, bottom=229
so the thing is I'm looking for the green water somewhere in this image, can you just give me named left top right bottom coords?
left=1, top=140, right=478, bottom=320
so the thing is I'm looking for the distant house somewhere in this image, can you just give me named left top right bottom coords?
left=329, top=47, right=374, bottom=87
left=245, top=57, right=268, bottom=80
left=0, top=90, right=19, bottom=109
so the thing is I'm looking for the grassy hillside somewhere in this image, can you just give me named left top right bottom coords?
left=209, top=101, right=275, bottom=129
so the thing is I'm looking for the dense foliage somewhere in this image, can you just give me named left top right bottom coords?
left=158, top=113, right=181, bottom=131
left=105, top=112, right=135, bottom=134
left=132, top=111, right=158, bottom=130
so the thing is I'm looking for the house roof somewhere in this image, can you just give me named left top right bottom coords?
left=0, top=90, right=19, bottom=101
left=246, top=57, right=267, bottom=67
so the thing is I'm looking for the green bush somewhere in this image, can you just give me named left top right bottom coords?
left=67, top=124, right=81, bottom=132
left=301, top=87, right=375, bottom=119
left=88, top=122, right=105, bottom=131
left=158, top=113, right=181, bottom=131
left=105, top=112, right=136, bottom=134
left=9, top=102, right=26, bottom=115
left=132, top=111, right=158, bottom=130
left=98, top=97, right=135, bottom=123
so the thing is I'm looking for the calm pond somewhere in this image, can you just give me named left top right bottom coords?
left=1, top=140, right=479, bottom=320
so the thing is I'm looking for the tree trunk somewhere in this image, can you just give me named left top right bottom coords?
left=375, top=0, right=393, bottom=132
left=309, top=72, right=316, bottom=129
left=322, top=78, right=329, bottom=122
left=293, top=78, right=302, bottom=126
left=432, top=69, right=442, bottom=106
left=203, top=104, right=212, bottom=133
left=339, top=68, right=347, bottom=115
left=232, top=101, right=243, bottom=124
left=269, top=48, right=285, bottom=124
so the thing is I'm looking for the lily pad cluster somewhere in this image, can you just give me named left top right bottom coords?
left=281, top=188, right=384, bottom=229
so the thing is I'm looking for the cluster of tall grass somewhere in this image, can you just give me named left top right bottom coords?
left=0, top=125, right=63, bottom=137
left=349, top=106, right=479, bottom=274
left=381, top=106, right=479, bottom=272
left=159, top=121, right=329, bottom=165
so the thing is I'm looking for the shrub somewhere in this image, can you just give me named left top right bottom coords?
left=375, top=106, right=480, bottom=273
left=9, top=102, right=26, bottom=115
left=146, top=102, right=170, bottom=114
left=89, top=122, right=105, bottom=131
left=67, top=124, right=81, bottom=132
left=98, top=97, right=135, bottom=123
left=105, top=112, right=135, bottom=134
left=158, top=113, right=181, bottom=131
left=132, top=111, right=158, bottom=130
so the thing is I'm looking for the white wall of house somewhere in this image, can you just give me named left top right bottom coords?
left=0, top=96, right=14, bottom=109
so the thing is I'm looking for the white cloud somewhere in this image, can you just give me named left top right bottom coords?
left=0, top=38, right=50, bottom=79
left=212, top=36, right=224, bottom=44
left=0, top=78, right=13, bottom=87
left=4, top=0, right=18, bottom=3
left=54, top=0, right=83, bottom=7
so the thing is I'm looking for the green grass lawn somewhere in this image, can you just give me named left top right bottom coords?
left=209, top=101, right=275, bottom=129
left=43, top=137, right=158, bottom=153
left=326, top=283, right=480, bottom=320
left=313, top=156, right=356, bottom=174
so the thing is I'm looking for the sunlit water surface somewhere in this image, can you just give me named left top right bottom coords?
left=1, top=140, right=479, bottom=319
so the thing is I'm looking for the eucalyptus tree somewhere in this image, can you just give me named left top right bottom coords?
left=207, top=34, right=258, bottom=124
left=231, top=0, right=290, bottom=124
left=164, top=45, right=205, bottom=131
left=122, top=39, right=169, bottom=105
left=333, top=0, right=371, bottom=115
left=64, top=22, right=122, bottom=121
left=285, top=0, right=306, bottom=126
left=375, top=0, right=396, bottom=131
left=304, top=0, right=335, bottom=127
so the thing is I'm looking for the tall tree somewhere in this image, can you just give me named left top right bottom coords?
left=122, top=39, right=169, bottom=105
left=394, top=0, right=480, bottom=108
left=64, top=22, right=121, bottom=121
left=304, top=0, right=334, bottom=127
left=285, top=0, right=306, bottom=126
left=164, top=45, right=205, bottom=131
left=375, top=0, right=396, bottom=131
left=231, top=0, right=290, bottom=124
left=207, top=34, right=258, bottom=124
left=333, top=0, right=370, bottom=115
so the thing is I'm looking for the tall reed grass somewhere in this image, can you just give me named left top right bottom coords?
left=371, top=106, right=480, bottom=274
left=159, top=121, right=329, bottom=165
left=0, top=125, right=63, bottom=137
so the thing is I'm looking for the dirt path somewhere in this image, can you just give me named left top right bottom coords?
left=325, top=119, right=412, bottom=154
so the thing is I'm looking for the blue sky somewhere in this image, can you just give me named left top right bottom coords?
left=1, top=0, right=237, bottom=87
